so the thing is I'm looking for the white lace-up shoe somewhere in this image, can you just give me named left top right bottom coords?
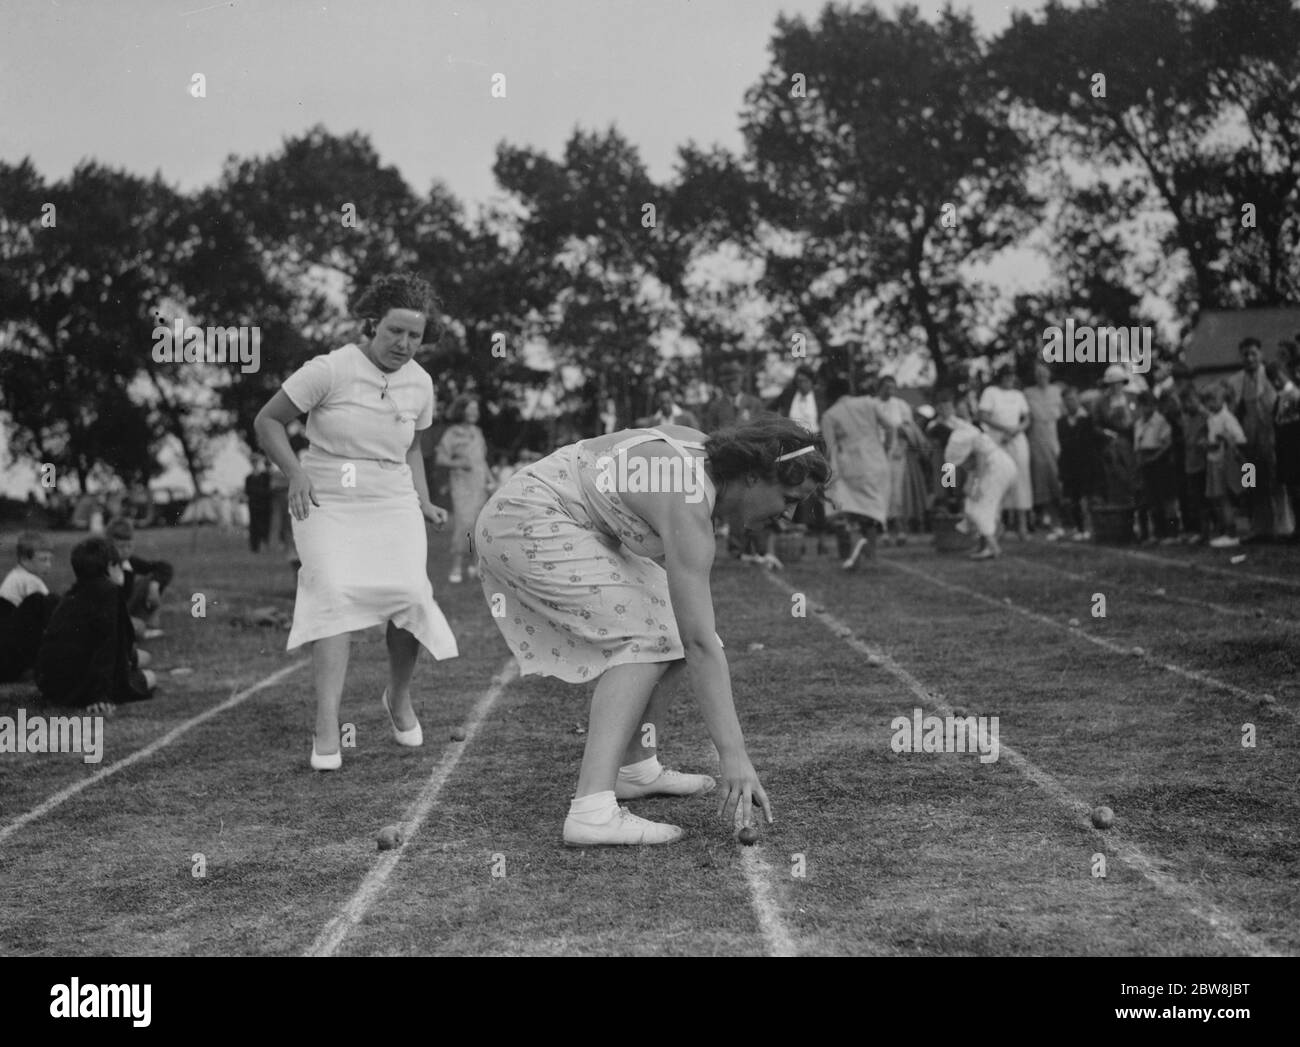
left=563, top=806, right=685, bottom=846
left=615, top=767, right=717, bottom=800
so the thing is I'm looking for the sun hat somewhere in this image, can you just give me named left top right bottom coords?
left=1102, top=364, right=1129, bottom=385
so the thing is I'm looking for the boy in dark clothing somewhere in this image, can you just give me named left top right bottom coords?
left=37, top=537, right=156, bottom=715
left=1057, top=387, right=1104, bottom=538
left=0, top=532, right=60, bottom=682
left=244, top=455, right=273, bottom=552
left=106, top=518, right=173, bottom=640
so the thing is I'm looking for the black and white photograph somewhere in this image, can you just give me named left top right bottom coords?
left=0, top=0, right=1295, bottom=1007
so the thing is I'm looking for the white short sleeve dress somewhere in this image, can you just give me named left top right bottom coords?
left=280, top=344, right=459, bottom=659
left=944, top=420, right=1019, bottom=538
left=978, top=385, right=1033, bottom=511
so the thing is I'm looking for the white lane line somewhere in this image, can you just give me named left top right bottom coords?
left=1005, top=551, right=1300, bottom=627
left=1047, top=541, right=1300, bottom=592
left=761, top=572, right=1283, bottom=958
left=0, top=659, right=309, bottom=847
left=305, top=658, right=520, bottom=958
left=731, top=806, right=799, bottom=957
left=883, top=559, right=1295, bottom=722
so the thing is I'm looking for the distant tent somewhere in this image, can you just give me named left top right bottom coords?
left=180, top=495, right=219, bottom=525
left=1183, top=308, right=1300, bottom=381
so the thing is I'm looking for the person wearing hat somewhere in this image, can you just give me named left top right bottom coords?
left=701, top=363, right=766, bottom=434
left=1093, top=364, right=1140, bottom=507
left=977, top=365, right=1033, bottom=540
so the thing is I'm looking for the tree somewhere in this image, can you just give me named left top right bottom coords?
left=992, top=0, right=1300, bottom=312
left=740, top=2, right=1037, bottom=385
left=0, top=161, right=194, bottom=490
left=491, top=127, right=679, bottom=425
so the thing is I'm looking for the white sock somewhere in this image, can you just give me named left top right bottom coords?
left=568, top=790, right=618, bottom=825
left=618, top=755, right=662, bottom=785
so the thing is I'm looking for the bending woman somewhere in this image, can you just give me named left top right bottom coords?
left=476, top=417, right=828, bottom=845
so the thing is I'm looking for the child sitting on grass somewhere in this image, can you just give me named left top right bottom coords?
left=36, top=537, right=156, bottom=715
left=0, top=532, right=60, bottom=683
left=106, top=518, right=173, bottom=640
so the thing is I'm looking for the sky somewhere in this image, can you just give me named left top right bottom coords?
left=2, top=0, right=1029, bottom=213
left=0, top=0, right=1035, bottom=496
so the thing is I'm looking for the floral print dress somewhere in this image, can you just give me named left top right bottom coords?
left=475, top=428, right=716, bottom=682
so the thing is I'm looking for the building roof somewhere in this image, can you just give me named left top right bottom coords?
left=1183, top=308, right=1300, bottom=376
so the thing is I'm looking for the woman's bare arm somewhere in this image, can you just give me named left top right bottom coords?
left=625, top=481, right=772, bottom=823
left=254, top=391, right=318, bottom=519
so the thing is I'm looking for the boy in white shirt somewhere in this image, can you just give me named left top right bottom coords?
left=1203, top=385, right=1248, bottom=547
left=0, top=532, right=58, bottom=682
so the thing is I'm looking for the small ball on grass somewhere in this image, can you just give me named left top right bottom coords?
left=1090, top=806, right=1114, bottom=830
left=377, top=825, right=403, bottom=850
left=737, top=826, right=760, bottom=846
left=450, top=727, right=467, bottom=741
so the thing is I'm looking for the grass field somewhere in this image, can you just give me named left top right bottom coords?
left=0, top=522, right=1296, bottom=957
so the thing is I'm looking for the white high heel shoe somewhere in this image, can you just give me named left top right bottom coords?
left=381, top=689, right=423, bottom=747
left=310, top=742, right=342, bottom=771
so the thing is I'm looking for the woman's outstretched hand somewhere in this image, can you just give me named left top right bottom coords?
left=421, top=500, right=448, bottom=529
left=718, top=750, right=773, bottom=827
left=288, top=473, right=319, bottom=521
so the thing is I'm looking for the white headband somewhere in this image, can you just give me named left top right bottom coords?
left=776, top=446, right=816, bottom=463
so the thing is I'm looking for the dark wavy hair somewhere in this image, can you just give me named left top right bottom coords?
left=705, top=416, right=830, bottom=487
left=352, top=273, right=445, bottom=343
left=446, top=393, right=479, bottom=425
left=71, top=536, right=120, bottom=582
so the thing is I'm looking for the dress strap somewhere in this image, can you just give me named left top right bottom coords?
left=641, top=427, right=707, bottom=455
left=640, top=428, right=716, bottom=509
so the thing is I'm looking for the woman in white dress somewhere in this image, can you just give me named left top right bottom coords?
left=436, top=395, right=492, bottom=585
left=977, top=365, right=1032, bottom=540
left=820, top=378, right=894, bottom=569
left=936, top=390, right=1018, bottom=560
left=255, top=274, right=459, bottom=770
left=876, top=376, right=931, bottom=542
